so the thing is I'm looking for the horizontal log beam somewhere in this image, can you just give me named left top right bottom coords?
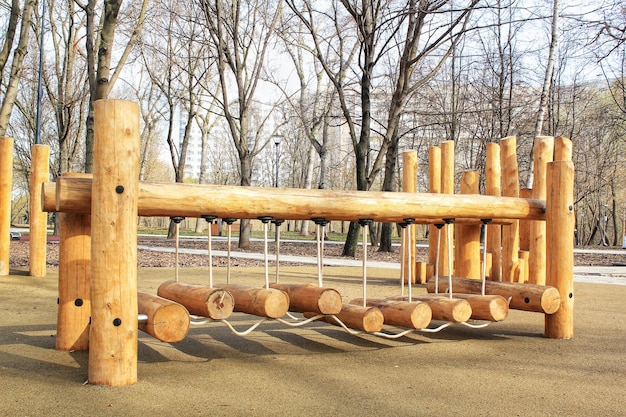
left=426, top=277, right=561, bottom=314
left=44, top=177, right=546, bottom=222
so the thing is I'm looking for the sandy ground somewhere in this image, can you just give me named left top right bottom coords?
left=1, top=265, right=625, bottom=417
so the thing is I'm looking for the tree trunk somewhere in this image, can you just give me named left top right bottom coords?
left=0, top=0, right=36, bottom=136
left=528, top=0, right=559, bottom=187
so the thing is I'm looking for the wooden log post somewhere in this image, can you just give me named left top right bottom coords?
left=529, top=136, right=554, bottom=285
left=29, top=144, right=50, bottom=277
left=440, top=141, right=455, bottom=276
left=500, top=137, right=519, bottom=282
left=426, top=277, right=560, bottom=314
left=545, top=160, right=575, bottom=339
left=519, top=188, right=532, bottom=252
left=0, top=137, right=13, bottom=276
left=555, top=136, right=573, bottom=161
left=221, top=284, right=289, bottom=319
left=402, top=150, right=418, bottom=283
left=137, top=292, right=190, bottom=343
left=427, top=146, right=442, bottom=279
left=485, top=142, right=502, bottom=281
left=157, top=281, right=235, bottom=319
left=351, top=298, right=432, bottom=329
left=56, top=173, right=92, bottom=351
left=88, top=99, right=140, bottom=387
left=269, top=283, right=342, bottom=315
left=455, top=170, right=481, bottom=279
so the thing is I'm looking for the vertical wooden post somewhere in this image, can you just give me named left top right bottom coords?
left=455, top=170, right=480, bottom=279
left=485, top=142, right=501, bottom=281
left=427, top=146, right=441, bottom=277
left=440, top=140, right=455, bottom=276
left=0, top=137, right=13, bottom=276
left=56, top=173, right=92, bottom=351
left=519, top=188, right=532, bottom=252
left=29, top=144, right=50, bottom=277
left=402, top=151, right=417, bottom=283
left=529, top=136, right=554, bottom=285
left=545, top=160, right=575, bottom=339
left=500, top=137, right=519, bottom=282
left=88, top=100, right=140, bottom=386
left=554, top=136, right=572, bottom=161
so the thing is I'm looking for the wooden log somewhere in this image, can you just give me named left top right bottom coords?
left=455, top=170, right=481, bottom=279
left=269, top=283, right=342, bottom=315
left=529, top=136, right=554, bottom=285
left=221, top=284, right=289, bottom=319
left=350, top=298, right=432, bottom=329
left=402, top=151, right=418, bottom=280
left=428, top=146, right=441, bottom=270
left=157, top=281, right=234, bottom=319
left=29, top=144, right=50, bottom=277
left=555, top=137, right=572, bottom=161
left=426, top=276, right=560, bottom=314
left=0, top=137, right=13, bottom=276
left=47, top=176, right=547, bottom=223
left=518, top=250, right=529, bottom=283
left=440, top=140, right=455, bottom=276
left=56, top=183, right=91, bottom=351
left=88, top=99, right=140, bottom=387
left=500, top=136, right=520, bottom=282
left=138, top=292, right=190, bottom=343
left=415, top=261, right=428, bottom=284
left=519, top=188, right=532, bottom=251
left=485, top=142, right=502, bottom=281
left=307, top=303, right=384, bottom=332
left=41, top=182, right=57, bottom=213
left=441, top=294, right=509, bottom=322
left=545, top=160, right=575, bottom=339
left=388, top=294, right=472, bottom=323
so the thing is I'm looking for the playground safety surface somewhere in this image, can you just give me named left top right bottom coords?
left=1, top=266, right=625, bottom=416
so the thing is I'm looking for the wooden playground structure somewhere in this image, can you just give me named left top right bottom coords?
left=0, top=99, right=575, bottom=387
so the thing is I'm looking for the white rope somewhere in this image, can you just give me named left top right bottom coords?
left=207, top=223, right=213, bottom=288
left=446, top=221, right=453, bottom=299
left=361, top=221, right=368, bottom=308
left=316, top=223, right=323, bottom=287
left=275, top=222, right=281, bottom=284
left=220, top=318, right=269, bottom=336
left=226, top=222, right=232, bottom=284
left=434, top=225, right=443, bottom=294
left=174, top=221, right=180, bottom=283
left=481, top=221, right=490, bottom=296
left=262, top=220, right=269, bottom=288
left=400, top=224, right=406, bottom=297
left=406, top=222, right=413, bottom=303
left=276, top=314, right=324, bottom=327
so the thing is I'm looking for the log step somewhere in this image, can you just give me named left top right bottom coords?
left=221, top=284, right=289, bottom=319
left=306, top=304, right=384, bottom=333
left=350, top=298, right=432, bottom=329
left=426, top=277, right=560, bottom=314
left=157, top=281, right=234, bottom=320
left=269, top=283, right=342, bottom=315
left=138, top=292, right=190, bottom=343
left=388, top=294, right=472, bottom=323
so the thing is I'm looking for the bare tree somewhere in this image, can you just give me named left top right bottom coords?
left=77, top=0, right=148, bottom=172
left=378, top=0, right=480, bottom=251
left=198, top=0, right=284, bottom=249
left=0, top=0, right=36, bottom=136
